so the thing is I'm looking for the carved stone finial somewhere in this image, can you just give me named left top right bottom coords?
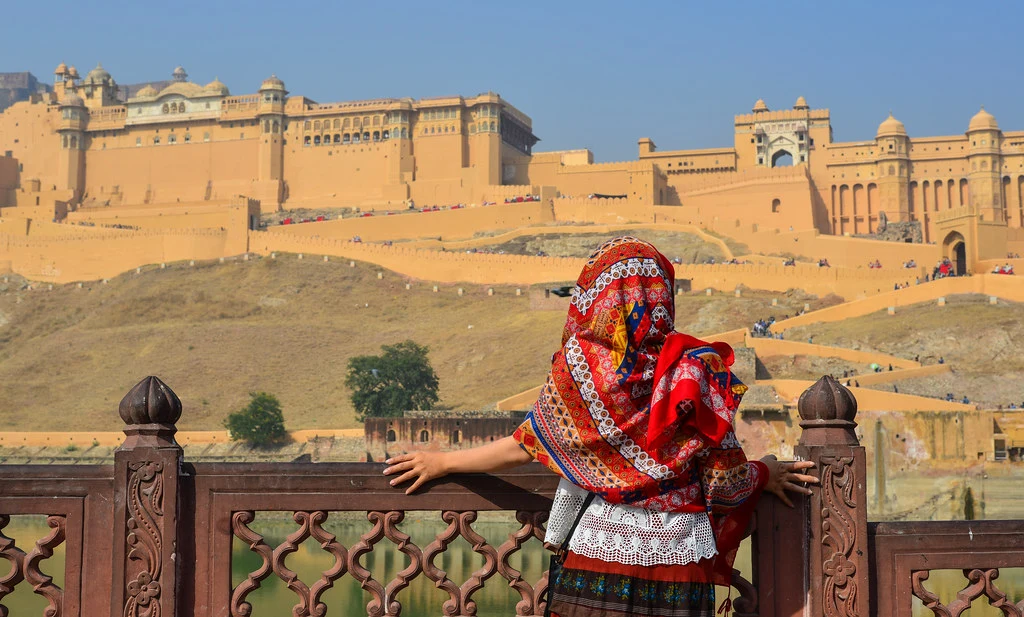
left=119, top=376, right=181, bottom=426
left=798, top=375, right=859, bottom=445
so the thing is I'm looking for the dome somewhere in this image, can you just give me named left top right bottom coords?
left=172, top=66, right=188, bottom=81
left=876, top=113, right=906, bottom=137
left=135, top=84, right=158, bottom=98
left=968, top=107, right=999, bottom=132
left=55, top=62, right=68, bottom=75
left=752, top=98, right=769, bottom=113
left=156, top=81, right=205, bottom=98
left=85, top=63, right=112, bottom=84
left=793, top=96, right=809, bottom=110
left=67, top=66, right=79, bottom=79
left=203, top=78, right=230, bottom=96
left=61, top=92, right=84, bottom=107
left=260, top=74, right=286, bottom=91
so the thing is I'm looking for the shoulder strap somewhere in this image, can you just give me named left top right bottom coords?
left=558, top=492, right=596, bottom=555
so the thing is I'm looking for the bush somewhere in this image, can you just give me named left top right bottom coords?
left=225, top=392, right=288, bottom=446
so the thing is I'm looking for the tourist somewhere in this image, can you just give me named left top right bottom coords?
left=854, top=380, right=860, bottom=387
left=384, top=237, right=817, bottom=617
left=962, top=395, right=971, bottom=405
left=938, top=356, right=945, bottom=364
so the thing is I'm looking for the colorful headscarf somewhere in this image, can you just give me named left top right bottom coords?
left=514, top=236, right=749, bottom=512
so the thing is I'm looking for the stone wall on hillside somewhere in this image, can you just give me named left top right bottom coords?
left=364, top=412, right=527, bottom=462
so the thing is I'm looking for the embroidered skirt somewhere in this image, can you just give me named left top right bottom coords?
left=548, top=551, right=716, bottom=617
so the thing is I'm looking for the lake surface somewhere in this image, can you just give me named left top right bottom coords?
left=3, top=490, right=1022, bottom=616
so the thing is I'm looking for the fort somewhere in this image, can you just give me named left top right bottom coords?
left=1, top=64, right=1024, bottom=287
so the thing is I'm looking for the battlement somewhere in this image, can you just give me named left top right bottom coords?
left=678, top=165, right=810, bottom=194
left=734, top=108, right=830, bottom=125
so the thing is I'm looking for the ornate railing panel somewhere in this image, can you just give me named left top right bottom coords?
left=870, top=520, right=1024, bottom=616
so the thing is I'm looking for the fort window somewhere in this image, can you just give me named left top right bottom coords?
left=136, top=137, right=141, bottom=146
left=382, top=129, right=390, bottom=139
left=772, top=198, right=781, bottom=213
left=333, top=134, right=340, bottom=143
left=203, top=132, right=210, bottom=142
left=273, top=121, right=279, bottom=133
left=153, top=136, right=160, bottom=145
left=373, top=131, right=380, bottom=141
left=62, top=135, right=68, bottom=148
left=343, top=118, right=350, bottom=128
left=453, top=430, right=462, bottom=444
left=386, top=429, right=396, bottom=442
left=168, top=135, right=177, bottom=144
left=343, top=133, right=350, bottom=144
left=314, top=135, right=321, bottom=145
left=363, top=131, right=370, bottom=142
left=314, top=121, right=321, bottom=130
left=303, top=121, right=311, bottom=130
left=362, top=116, right=370, bottom=126
left=184, top=134, right=191, bottom=143
left=373, top=116, right=380, bottom=126
left=353, top=134, right=361, bottom=143
left=333, top=119, right=340, bottom=129
left=401, top=128, right=407, bottom=138
left=418, top=430, right=429, bottom=443
left=304, top=136, right=311, bottom=146
left=490, top=121, right=495, bottom=131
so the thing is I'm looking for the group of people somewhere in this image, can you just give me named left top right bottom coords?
left=933, top=258, right=960, bottom=278
left=817, top=258, right=831, bottom=268
left=902, top=259, right=917, bottom=268
left=944, top=393, right=972, bottom=405
left=504, top=195, right=540, bottom=203
left=991, top=263, right=1016, bottom=275
left=750, top=317, right=776, bottom=338
left=867, top=259, right=883, bottom=269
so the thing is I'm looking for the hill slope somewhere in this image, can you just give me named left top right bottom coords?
left=0, top=257, right=817, bottom=431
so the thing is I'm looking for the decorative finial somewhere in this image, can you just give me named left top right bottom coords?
left=797, top=375, right=859, bottom=445
left=119, top=376, right=182, bottom=426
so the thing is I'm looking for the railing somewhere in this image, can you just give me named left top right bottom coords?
left=0, top=375, right=1021, bottom=616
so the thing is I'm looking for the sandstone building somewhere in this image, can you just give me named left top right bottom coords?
left=2, top=62, right=1024, bottom=282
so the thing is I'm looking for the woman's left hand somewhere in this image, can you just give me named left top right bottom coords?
left=760, top=454, right=819, bottom=507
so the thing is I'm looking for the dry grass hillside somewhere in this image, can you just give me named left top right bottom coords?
left=0, top=256, right=817, bottom=432
left=785, top=294, right=1024, bottom=408
left=477, top=230, right=726, bottom=263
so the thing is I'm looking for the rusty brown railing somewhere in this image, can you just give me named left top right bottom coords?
left=1, top=375, right=1021, bottom=617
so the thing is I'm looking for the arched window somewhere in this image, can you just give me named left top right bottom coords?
left=184, top=133, right=191, bottom=143
left=178, top=102, right=186, bottom=113
left=373, top=116, right=380, bottom=126
left=373, top=131, right=380, bottom=141
left=343, top=133, right=350, bottom=144
left=303, top=120, right=311, bottom=130
left=362, top=131, right=370, bottom=142
left=353, top=118, right=360, bottom=128
left=418, top=430, right=429, bottom=443
left=62, top=135, right=68, bottom=148
left=313, top=135, right=320, bottom=146
left=386, top=429, right=397, bottom=442
left=353, top=133, right=360, bottom=143
left=343, top=118, right=351, bottom=128
left=430, top=126, right=435, bottom=134
left=382, top=129, right=390, bottom=139
left=470, top=124, right=476, bottom=134
left=453, top=430, right=462, bottom=444
left=264, top=120, right=270, bottom=133
left=443, top=126, right=448, bottom=133
left=401, top=128, right=407, bottom=138
left=888, top=165, right=895, bottom=176
left=490, top=121, right=496, bottom=131
left=333, top=134, right=340, bottom=143
left=771, top=198, right=781, bottom=213
left=304, top=135, right=311, bottom=146
left=272, top=121, right=279, bottom=133
left=203, top=132, right=210, bottom=142
left=153, top=136, right=160, bottom=145
left=333, top=119, right=340, bottom=129
left=362, top=116, right=370, bottom=127
left=162, top=103, right=169, bottom=114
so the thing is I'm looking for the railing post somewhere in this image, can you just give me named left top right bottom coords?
left=111, top=376, right=184, bottom=617
left=795, top=375, right=871, bottom=617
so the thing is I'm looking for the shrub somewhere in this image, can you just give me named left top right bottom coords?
left=225, top=392, right=288, bottom=446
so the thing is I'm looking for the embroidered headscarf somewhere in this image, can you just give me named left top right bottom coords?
left=514, top=236, right=748, bottom=513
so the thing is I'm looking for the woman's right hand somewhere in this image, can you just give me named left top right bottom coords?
left=760, top=454, right=819, bottom=507
left=384, top=451, right=451, bottom=495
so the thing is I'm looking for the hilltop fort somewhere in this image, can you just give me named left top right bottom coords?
left=1, top=64, right=1023, bottom=286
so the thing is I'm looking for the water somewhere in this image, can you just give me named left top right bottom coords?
left=2, top=505, right=1022, bottom=616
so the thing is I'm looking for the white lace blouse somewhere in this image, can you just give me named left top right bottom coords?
left=545, top=478, right=718, bottom=567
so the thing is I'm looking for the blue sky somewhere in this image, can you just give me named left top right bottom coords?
left=3, top=1, right=1021, bottom=161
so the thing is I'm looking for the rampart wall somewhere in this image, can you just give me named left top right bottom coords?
left=551, top=197, right=654, bottom=224
left=0, top=227, right=230, bottom=282
left=66, top=200, right=239, bottom=230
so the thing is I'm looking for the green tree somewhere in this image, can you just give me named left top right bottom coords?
left=224, top=392, right=288, bottom=446
left=345, top=340, right=440, bottom=421
left=964, top=486, right=976, bottom=521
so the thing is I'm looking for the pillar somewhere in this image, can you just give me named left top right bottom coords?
left=112, top=376, right=184, bottom=617
left=794, top=376, right=871, bottom=617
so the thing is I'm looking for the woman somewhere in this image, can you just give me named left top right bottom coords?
left=384, top=237, right=817, bottom=617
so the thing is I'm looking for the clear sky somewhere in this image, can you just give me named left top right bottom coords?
left=3, top=0, right=1021, bottom=161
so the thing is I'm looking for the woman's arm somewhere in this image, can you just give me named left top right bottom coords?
left=383, top=435, right=534, bottom=494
